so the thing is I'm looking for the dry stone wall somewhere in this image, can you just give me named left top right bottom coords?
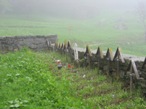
left=0, top=35, right=57, bottom=52
left=54, top=41, right=146, bottom=98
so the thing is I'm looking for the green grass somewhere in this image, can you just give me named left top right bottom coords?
left=0, top=49, right=146, bottom=108
left=0, top=14, right=146, bottom=56
left=0, top=49, right=86, bottom=109
left=49, top=52, right=146, bottom=109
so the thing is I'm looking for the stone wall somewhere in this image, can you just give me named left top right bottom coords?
left=55, top=41, right=146, bottom=98
left=0, top=35, right=57, bottom=52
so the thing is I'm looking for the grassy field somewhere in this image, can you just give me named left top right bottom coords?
left=0, top=49, right=87, bottom=109
left=0, top=15, right=146, bottom=56
left=0, top=49, right=146, bottom=109
left=1, top=12, right=146, bottom=109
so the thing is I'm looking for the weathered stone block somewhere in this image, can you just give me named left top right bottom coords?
left=0, top=35, right=57, bottom=52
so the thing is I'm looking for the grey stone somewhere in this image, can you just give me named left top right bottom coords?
left=0, top=35, right=57, bottom=52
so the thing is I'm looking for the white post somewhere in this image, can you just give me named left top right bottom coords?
left=74, top=43, right=78, bottom=60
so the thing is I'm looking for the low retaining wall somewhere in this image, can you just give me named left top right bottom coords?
left=0, top=35, right=57, bottom=52
left=54, top=41, right=146, bottom=98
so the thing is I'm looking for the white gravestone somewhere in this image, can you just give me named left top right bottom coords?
left=74, top=43, right=78, bottom=60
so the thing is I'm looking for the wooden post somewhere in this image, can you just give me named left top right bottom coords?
left=113, top=47, right=125, bottom=80
left=116, top=58, right=119, bottom=79
left=130, top=74, right=133, bottom=95
left=96, top=47, right=103, bottom=73
left=66, top=49, right=68, bottom=61
left=107, top=57, right=110, bottom=76
left=127, top=60, right=142, bottom=96
left=106, top=48, right=113, bottom=76
left=142, top=58, right=146, bottom=69
left=98, top=57, right=100, bottom=69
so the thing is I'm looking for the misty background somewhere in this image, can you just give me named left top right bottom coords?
left=0, top=0, right=145, bottom=18
left=0, top=0, right=146, bottom=56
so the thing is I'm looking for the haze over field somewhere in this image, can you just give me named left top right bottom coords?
left=0, top=0, right=146, bottom=56
left=0, top=0, right=145, bottom=18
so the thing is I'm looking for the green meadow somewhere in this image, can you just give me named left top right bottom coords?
left=0, top=14, right=146, bottom=108
left=0, top=49, right=82, bottom=109
left=0, top=49, right=146, bottom=109
left=0, top=14, right=145, bottom=56
left=1, top=1, right=146, bottom=109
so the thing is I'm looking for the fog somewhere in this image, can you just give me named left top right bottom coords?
left=1, top=0, right=145, bottom=18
